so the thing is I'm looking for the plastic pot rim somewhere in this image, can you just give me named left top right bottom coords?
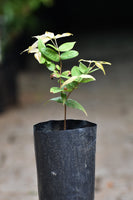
left=34, top=119, right=97, bottom=134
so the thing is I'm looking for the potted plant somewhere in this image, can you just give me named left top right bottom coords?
left=22, top=31, right=111, bottom=200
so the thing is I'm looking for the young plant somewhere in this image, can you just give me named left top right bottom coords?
left=22, top=31, right=111, bottom=130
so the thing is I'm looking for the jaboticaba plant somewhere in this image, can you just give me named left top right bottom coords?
left=22, top=31, right=111, bottom=130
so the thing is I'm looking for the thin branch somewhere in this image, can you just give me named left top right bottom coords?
left=54, top=38, right=62, bottom=88
left=54, top=38, right=66, bottom=127
left=88, top=64, right=96, bottom=72
left=50, top=39, right=56, bottom=46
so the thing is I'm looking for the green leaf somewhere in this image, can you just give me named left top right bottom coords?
left=59, top=42, right=76, bottom=52
left=79, top=74, right=96, bottom=80
left=63, top=82, right=79, bottom=92
left=66, top=82, right=79, bottom=90
left=50, top=87, right=63, bottom=93
left=71, top=66, right=81, bottom=76
left=45, top=62, right=56, bottom=71
left=50, top=97, right=63, bottom=103
left=38, top=38, right=45, bottom=51
left=62, top=70, right=71, bottom=76
left=61, top=70, right=71, bottom=79
left=51, top=71, right=61, bottom=78
left=39, top=56, right=45, bottom=64
left=61, top=50, right=79, bottom=60
left=89, top=68, right=99, bottom=73
left=79, top=62, right=88, bottom=73
left=61, top=93, right=67, bottom=104
left=56, top=65, right=61, bottom=70
left=79, top=74, right=96, bottom=83
left=60, top=79, right=65, bottom=84
left=46, top=44, right=58, bottom=51
left=61, top=74, right=96, bottom=87
left=61, top=76, right=78, bottom=88
left=38, top=39, right=60, bottom=62
left=66, top=99, right=87, bottom=115
left=34, top=52, right=45, bottom=64
left=61, top=75, right=69, bottom=79
left=41, top=47, right=60, bottom=62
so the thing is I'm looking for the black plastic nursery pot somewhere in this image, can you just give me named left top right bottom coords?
left=34, top=119, right=97, bottom=200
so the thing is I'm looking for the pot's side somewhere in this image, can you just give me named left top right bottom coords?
left=34, top=120, right=97, bottom=200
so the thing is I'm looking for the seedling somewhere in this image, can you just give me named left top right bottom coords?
left=23, top=31, right=111, bottom=130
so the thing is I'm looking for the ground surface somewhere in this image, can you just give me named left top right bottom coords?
left=0, top=30, right=133, bottom=200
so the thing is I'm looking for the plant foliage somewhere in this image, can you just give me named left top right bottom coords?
left=23, top=31, right=111, bottom=129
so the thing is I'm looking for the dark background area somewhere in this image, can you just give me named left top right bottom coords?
left=35, top=1, right=132, bottom=30
left=35, top=0, right=133, bottom=32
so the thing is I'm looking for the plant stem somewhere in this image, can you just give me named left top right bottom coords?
left=53, top=38, right=65, bottom=128
left=64, top=82, right=80, bottom=130
left=59, top=59, right=62, bottom=87
left=64, top=104, right=67, bottom=130
left=54, top=38, right=65, bottom=128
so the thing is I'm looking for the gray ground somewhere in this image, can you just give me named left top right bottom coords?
left=0, top=30, right=133, bottom=200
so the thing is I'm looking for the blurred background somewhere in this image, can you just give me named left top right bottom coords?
left=0, top=0, right=133, bottom=200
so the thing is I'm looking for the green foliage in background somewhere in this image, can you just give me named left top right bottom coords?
left=0, top=0, right=54, bottom=40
